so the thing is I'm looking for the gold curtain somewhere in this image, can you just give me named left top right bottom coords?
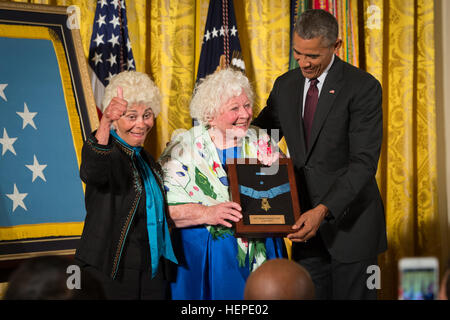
left=5, top=0, right=289, bottom=159
left=5, top=0, right=446, bottom=300
left=28, top=0, right=289, bottom=157
left=364, top=0, right=444, bottom=299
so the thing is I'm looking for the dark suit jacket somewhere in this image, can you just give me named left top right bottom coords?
left=253, top=56, right=387, bottom=263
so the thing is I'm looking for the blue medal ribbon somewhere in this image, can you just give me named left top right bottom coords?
left=239, top=183, right=291, bottom=199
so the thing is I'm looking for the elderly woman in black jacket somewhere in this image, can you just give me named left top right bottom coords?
left=75, top=71, right=177, bottom=300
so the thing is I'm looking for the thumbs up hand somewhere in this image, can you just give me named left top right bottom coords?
left=95, top=86, right=128, bottom=145
left=103, top=86, right=128, bottom=122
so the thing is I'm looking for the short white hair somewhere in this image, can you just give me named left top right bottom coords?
left=102, top=71, right=161, bottom=117
left=190, top=68, right=254, bottom=126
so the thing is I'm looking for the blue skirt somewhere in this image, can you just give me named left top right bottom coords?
left=170, top=226, right=284, bottom=300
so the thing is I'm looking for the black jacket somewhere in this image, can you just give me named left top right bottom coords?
left=75, top=132, right=173, bottom=279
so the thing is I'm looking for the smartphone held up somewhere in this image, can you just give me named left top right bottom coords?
left=398, top=257, right=439, bottom=300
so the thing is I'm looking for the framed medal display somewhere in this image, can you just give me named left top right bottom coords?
left=0, top=2, right=98, bottom=264
left=227, top=158, right=301, bottom=238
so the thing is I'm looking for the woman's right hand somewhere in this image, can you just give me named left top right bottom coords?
left=102, top=86, right=128, bottom=124
left=202, top=201, right=243, bottom=228
left=95, top=87, right=128, bottom=144
left=168, top=202, right=243, bottom=229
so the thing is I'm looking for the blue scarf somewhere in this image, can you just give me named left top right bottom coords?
left=216, top=146, right=241, bottom=170
left=110, top=130, right=177, bottom=277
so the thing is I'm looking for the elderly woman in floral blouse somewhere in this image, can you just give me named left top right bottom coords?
left=159, top=68, right=285, bottom=300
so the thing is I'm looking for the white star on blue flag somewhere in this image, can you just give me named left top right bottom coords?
left=0, top=36, right=86, bottom=230
left=196, top=0, right=245, bottom=81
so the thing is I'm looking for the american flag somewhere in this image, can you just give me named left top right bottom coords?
left=196, top=0, right=245, bottom=81
left=88, top=0, right=135, bottom=114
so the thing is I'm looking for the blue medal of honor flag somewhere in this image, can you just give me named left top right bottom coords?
left=0, top=37, right=86, bottom=230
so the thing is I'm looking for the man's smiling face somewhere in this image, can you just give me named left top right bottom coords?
left=292, top=33, right=341, bottom=79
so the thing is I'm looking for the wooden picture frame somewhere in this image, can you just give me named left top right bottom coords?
left=227, top=158, right=301, bottom=238
left=0, top=2, right=98, bottom=264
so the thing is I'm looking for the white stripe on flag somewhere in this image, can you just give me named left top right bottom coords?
left=88, top=66, right=105, bottom=112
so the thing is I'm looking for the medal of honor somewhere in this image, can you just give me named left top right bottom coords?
left=261, top=198, right=271, bottom=212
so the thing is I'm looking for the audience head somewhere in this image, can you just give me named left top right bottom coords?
left=439, top=259, right=450, bottom=300
left=3, top=255, right=104, bottom=300
left=244, top=258, right=315, bottom=300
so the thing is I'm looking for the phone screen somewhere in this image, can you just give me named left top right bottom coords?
left=398, top=268, right=438, bottom=300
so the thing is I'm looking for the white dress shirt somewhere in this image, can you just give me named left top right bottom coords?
left=302, top=54, right=335, bottom=117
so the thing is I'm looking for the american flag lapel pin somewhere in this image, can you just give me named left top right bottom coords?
left=329, top=89, right=335, bottom=94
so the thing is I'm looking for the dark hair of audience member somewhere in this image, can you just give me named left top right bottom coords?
left=3, top=255, right=105, bottom=300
